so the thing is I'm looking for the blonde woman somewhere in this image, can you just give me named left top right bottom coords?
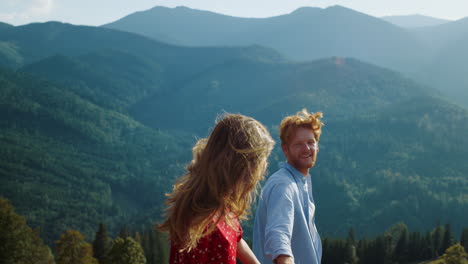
left=159, top=114, right=275, bottom=264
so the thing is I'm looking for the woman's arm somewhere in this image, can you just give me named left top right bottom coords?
left=275, top=255, right=294, bottom=264
left=237, top=238, right=260, bottom=264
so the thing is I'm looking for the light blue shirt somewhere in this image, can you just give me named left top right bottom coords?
left=253, top=162, right=322, bottom=264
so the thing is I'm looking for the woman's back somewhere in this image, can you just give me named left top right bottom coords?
left=170, top=217, right=242, bottom=264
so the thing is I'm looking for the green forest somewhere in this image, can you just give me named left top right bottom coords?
left=0, top=65, right=192, bottom=243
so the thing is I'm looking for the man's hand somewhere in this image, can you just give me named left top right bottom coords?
left=275, top=255, right=294, bottom=264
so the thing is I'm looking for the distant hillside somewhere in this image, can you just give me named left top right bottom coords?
left=103, top=6, right=256, bottom=46
left=382, top=14, right=450, bottom=28
left=104, top=5, right=468, bottom=107
left=104, top=5, right=425, bottom=72
left=21, top=52, right=165, bottom=111
left=0, top=21, right=284, bottom=73
left=0, top=22, right=12, bottom=30
left=0, top=41, right=23, bottom=68
left=411, top=17, right=468, bottom=55
left=409, top=17, right=468, bottom=105
left=131, top=57, right=435, bottom=131
left=0, top=66, right=191, bottom=244
left=315, top=95, right=468, bottom=236
left=426, top=32, right=468, bottom=102
left=0, top=21, right=286, bottom=108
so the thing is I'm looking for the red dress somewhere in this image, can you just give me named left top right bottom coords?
left=170, top=218, right=243, bottom=264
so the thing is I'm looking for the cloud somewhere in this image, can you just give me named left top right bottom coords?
left=0, top=0, right=54, bottom=25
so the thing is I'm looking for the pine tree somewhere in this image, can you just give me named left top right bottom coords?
left=322, top=238, right=346, bottom=264
left=119, top=225, right=130, bottom=238
left=346, top=227, right=356, bottom=245
left=408, top=231, right=422, bottom=262
left=345, top=228, right=358, bottom=264
left=461, top=228, right=468, bottom=253
left=356, top=238, right=371, bottom=264
left=321, top=238, right=331, bottom=264
left=432, top=223, right=444, bottom=257
left=141, top=231, right=152, bottom=264
left=393, top=226, right=409, bottom=263
left=93, top=223, right=112, bottom=264
left=441, top=223, right=454, bottom=254
left=142, top=229, right=167, bottom=264
left=55, top=229, right=98, bottom=264
left=154, top=229, right=170, bottom=264
left=0, top=197, right=54, bottom=264
left=421, top=231, right=433, bottom=260
left=106, top=237, right=147, bottom=264
left=374, top=234, right=392, bottom=264
left=134, top=231, right=142, bottom=245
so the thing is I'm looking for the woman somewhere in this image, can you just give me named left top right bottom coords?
left=159, top=114, right=275, bottom=264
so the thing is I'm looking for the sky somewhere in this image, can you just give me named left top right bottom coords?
left=1, top=0, right=467, bottom=26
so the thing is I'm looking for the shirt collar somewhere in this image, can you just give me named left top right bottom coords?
left=280, top=162, right=309, bottom=183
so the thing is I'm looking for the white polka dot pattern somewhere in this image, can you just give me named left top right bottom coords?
left=170, top=218, right=243, bottom=264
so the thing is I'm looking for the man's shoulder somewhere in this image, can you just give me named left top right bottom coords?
left=262, top=168, right=297, bottom=193
left=259, top=168, right=299, bottom=204
left=266, top=167, right=292, bottom=181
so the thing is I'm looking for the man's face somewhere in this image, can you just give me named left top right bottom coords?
left=282, top=127, right=318, bottom=175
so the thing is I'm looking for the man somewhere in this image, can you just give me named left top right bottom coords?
left=253, top=109, right=323, bottom=264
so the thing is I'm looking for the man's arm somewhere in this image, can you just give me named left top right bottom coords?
left=264, top=183, right=295, bottom=262
left=237, top=238, right=260, bottom=264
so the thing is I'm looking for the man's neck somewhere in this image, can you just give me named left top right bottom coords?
left=299, top=169, right=309, bottom=177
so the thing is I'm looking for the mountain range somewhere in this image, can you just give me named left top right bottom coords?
left=0, top=7, right=467, bottom=244
left=104, top=5, right=468, bottom=107
left=382, top=14, right=450, bottom=28
left=103, top=6, right=423, bottom=67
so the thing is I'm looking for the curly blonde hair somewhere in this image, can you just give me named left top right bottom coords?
left=158, top=114, right=275, bottom=252
left=279, top=109, right=324, bottom=145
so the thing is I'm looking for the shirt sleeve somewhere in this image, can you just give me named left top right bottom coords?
left=263, top=182, right=295, bottom=261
